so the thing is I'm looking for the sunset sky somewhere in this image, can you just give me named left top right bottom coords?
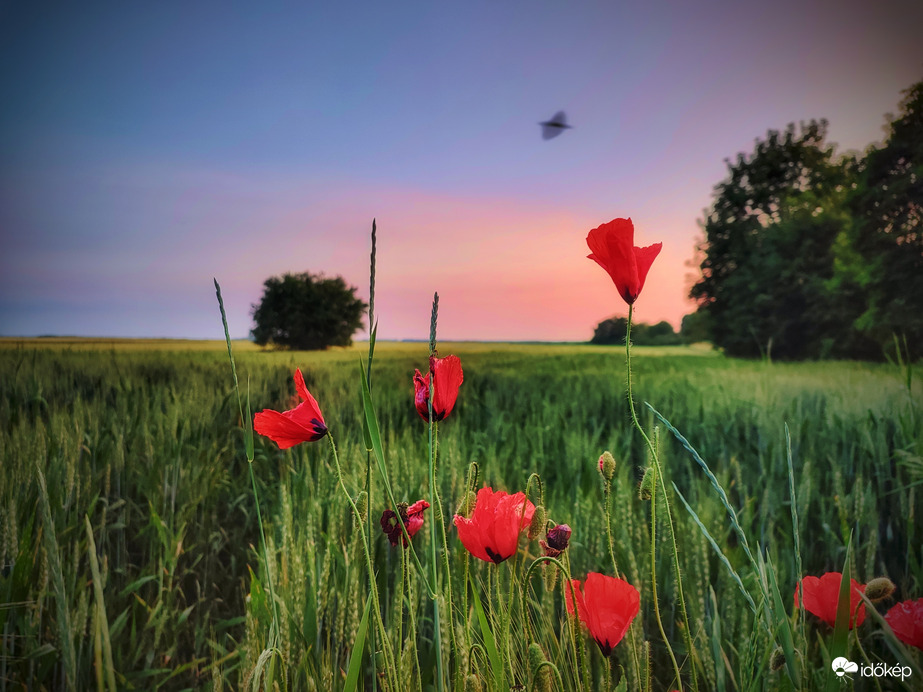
left=1, top=1, right=921, bottom=341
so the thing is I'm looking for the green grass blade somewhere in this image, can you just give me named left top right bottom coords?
left=470, top=576, right=506, bottom=691
left=648, top=404, right=757, bottom=569
left=825, top=534, right=853, bottom=692
left=36, top=465, right=77, bottom=691
left=673, top=483, right=760, bottom=621
left=214, top=278, right=254, bottom=461
left=763, top=553, right=800, bottom=688
left=358, top=359, right=435, bottom=597
left=84, top=516, right=117, bottom=692
left=343, top=593, right=372, bottom=692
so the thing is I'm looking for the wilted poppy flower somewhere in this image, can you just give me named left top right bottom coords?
left=540, top=524, right=572, bottom=558
left=380, top=499, right=430, bottom=547
left=414, top=354, right=464, bottom=421
left=454, top=486, right=535, bottom=563
left=794, top=572, right=866, bottom=628
left=885, top=598, right=923, bottom=650
left=253, top=368, right=327, bottom=449
left=586, top=218, right=662, bottom=305
left=565, top=572, right=640, bottom=656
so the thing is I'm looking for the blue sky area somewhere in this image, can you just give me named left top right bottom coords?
left=1, top=1, right=921, bottom=340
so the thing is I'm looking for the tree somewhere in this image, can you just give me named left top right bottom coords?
left=689, top=121, right=859, bottom=359
left=591, top=317, right=681, bottom=345
left=251, top=272, right=367, bottom=350
left=839, top=80, right=923, bottom=358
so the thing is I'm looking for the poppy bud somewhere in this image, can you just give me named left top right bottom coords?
left=770, top=647, right=786, bottom=671
left=528, top=505, right=547, bottom=540
left=543, top=561, right=560, bottom=591
left=639, top=466, right=656, bottom=500
left=865, top=577, right=896, bottom=602
left=465, top=674, right=482, bottom=692
left=355, top=491, right=368, bottom=523
left=528, top=643, right=553, bottom=692
left=456, top=490, right=477, bottom=518
left=598, top=451, right=616, bottom=481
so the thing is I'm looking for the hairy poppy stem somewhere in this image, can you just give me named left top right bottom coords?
left=326, top=433, right=397, bottom=689
left=427, top=293, right=447, bottom=692
left=625, top=305, right=688, bottom=691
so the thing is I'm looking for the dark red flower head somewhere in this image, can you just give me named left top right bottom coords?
left=794, top=572, right=866, bottom=628
left=885, top=598, right=923, bottom=651
left=586, top=218, right=662, bottom=305
left=253, top=368, right=327, bottom=449
left=565, top=572, right=640, bottom=656
left=540, top=524, right=572, bottom=558
left=380, top=499, right=430, bottom=547
left=453, top=486, right=535, bottom=564
left=414, top=354, right=463, bottom=422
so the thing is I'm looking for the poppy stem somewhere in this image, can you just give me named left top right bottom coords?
left=426, top=298, right=447, bottom=692
left=625, top=305, right=687, bottom=691
left=326, top=432, right=397, bottom=689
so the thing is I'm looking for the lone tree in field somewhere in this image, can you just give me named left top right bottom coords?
left=251, top=272, right=367, bottom=350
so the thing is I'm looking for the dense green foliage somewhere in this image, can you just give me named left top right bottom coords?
left=251, top=272, right=367, bottom=350
left=1, top=341, right=920, bottom=690
left=591, top=317, right=682, bottom=346
left=691, top=79, right=923, bottom=361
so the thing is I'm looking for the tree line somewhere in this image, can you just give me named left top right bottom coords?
left=687, top=78, right=922, bottom=361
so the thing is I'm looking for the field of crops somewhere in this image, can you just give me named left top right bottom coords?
left=1, top=338, right=920, bottom=690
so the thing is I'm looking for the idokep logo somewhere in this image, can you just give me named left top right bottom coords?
left=831, top=657, right=858, bottom=678
left=831, top=656, right=913, bottom=682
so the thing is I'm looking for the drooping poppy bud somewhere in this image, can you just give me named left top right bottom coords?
left=865, top=577, right=896, bottom=602
left=528, top=505, right=546, bottom=540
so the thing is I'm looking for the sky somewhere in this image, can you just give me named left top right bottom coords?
left=1, top=0, right=921, bottom=342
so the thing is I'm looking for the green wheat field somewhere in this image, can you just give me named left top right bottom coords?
left=1, top=337, right=920, bottom=691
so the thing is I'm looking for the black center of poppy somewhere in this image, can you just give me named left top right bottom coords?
left=485, top=546, right=506, bottom=564
left=595, top=638, right=613, bottom=657
left=310, top=418, right=328, bottom=439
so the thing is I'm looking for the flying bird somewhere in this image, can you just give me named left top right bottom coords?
left=539, top=111, right=573, bottom=140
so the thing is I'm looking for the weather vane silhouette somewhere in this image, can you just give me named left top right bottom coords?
left=539, top=110, right=573, bottom=140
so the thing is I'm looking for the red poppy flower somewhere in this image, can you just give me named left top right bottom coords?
left=253, top=368, right=328, bottom=449
left=453, top=486, right=535, bottom=563
left=380, top=499, right=430, bottom=547
left=413, top=354, right=463, bottom=422
left=565, top=572, right=640, bottom=656
left=794, top=572, right=866, bottom=628
left=885, top=598, right=923, bottom=651
left=586, top=218, right=662, bottom=305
